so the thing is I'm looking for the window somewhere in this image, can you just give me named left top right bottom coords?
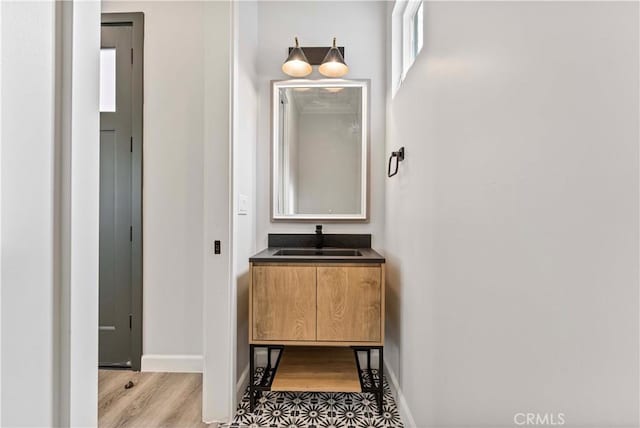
left=412, top=2, right=424, bottom=60
left=100, top=48, right=116, bottom=112
left=391, top=0, right=424, bottom=97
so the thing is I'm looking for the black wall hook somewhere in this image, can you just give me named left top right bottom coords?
left=387, top=147, right=405, bottom=177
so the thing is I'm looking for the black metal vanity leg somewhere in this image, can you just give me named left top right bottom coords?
left=249, top=344, right=255, bottom=412
left=378, top=347, right=384, bottom=414
left=367, top=349, right=374, bottom=394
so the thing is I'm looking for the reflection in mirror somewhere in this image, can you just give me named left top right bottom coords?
left=273, top=81, right=367, bottom=220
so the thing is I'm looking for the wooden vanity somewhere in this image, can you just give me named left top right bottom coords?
left=250, top=263, right=385, bottom=345
left=248, top=234, right=386, bottom=413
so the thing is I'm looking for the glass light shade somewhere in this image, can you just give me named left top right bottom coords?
left=282, top=37, right=312, bottom=77
left=319, top=37, right=348, bottom=78
left=318, top=61, right=349, bottom=78
left=282, top=58, right=312, bottom=77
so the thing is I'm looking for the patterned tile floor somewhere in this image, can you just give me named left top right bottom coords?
left=221, top=368, right=404, bottom=428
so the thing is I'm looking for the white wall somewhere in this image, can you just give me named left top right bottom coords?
left=1, top=2, right=3, bottom=423
left=65, top=2, right=101, bottom=426
left=1, top=3, right=58, bottom=424
left=256, top=1, right=387, bottom=248
left=1, top=1, right=100, bottom=426
left=201, top=1, right=234, bottom=421
left=385, top=2, right=639, bottom=427
left=101, top=1, right=206, bottom=364
left=232, top=0, right=259, bottom=395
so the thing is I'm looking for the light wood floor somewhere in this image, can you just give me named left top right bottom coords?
left=99, top=369, right=209, bottom=428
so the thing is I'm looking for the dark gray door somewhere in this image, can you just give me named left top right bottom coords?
left=99, top=24, right=134, bottom=367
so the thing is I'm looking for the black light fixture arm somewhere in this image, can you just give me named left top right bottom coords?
left=288, top=45, right=345, bottom=65
left=387, top=147, right=405, bottom=177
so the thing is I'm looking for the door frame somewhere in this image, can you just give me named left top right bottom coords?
left=101, top=12, right=143, bottom=371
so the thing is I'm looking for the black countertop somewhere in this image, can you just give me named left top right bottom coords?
left=249, top=247, right=385, bottom=264
left=250, top=233, right=384, bottom=263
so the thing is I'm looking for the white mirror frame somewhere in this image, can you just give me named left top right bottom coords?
left=271, top=79, right=369, bottom=221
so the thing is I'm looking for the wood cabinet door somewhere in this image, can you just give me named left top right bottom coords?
left=317, top=266, right=381, bottom=342
left=252, top=265, right=317, bottom=341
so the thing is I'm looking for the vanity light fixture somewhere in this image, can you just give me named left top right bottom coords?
left=319, top=37, right=349, bottom=78
left=282, top=36, right=312, bottom=77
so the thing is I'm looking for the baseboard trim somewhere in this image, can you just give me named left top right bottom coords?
left=236, top=364, right=249, bottom=402
left=141, top=354, right=203, bottom=373
left=384, top=360, right=416, bottom=428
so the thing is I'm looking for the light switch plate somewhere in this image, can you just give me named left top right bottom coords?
left=238, top=194, right=248, bottom=215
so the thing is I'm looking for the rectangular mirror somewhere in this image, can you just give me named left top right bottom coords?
left=272, top=80, right=368, bottom=220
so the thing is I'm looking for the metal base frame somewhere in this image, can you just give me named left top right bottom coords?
left=353, top=346, right=384, bottom=413
left=248, top=344, right=385, bottom=414
left=249, top=344, right=285, bottom=412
